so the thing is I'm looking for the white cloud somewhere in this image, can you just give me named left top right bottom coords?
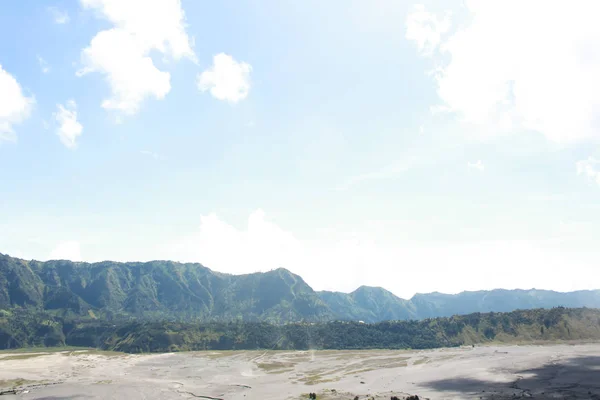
left=405, top=4, right=451, bottom=56
left=0, top=65, right=34, bottom=142
left=166, top=209, right=302, bottom=274
left=54, top=100, right=83, bottom=149
left=576, top=157, right=600, bottom=185
left=37, top=56, right=50, bottom=74
left=78, top=0, right=194, bottom=115
left=164, top=210, right=376, bottom=293
left=48, top=7, right=70, bottom=24
left=468, top=160, right=484, bottom=171
left=197, top=53, right=252, bottom=103
left=162, top=209, right=599, bottom=298
left=49, top=241, right=82, bottom=261
left=407, top=1, right=600, bottom=143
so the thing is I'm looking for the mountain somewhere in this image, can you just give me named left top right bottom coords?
left=317, top=287, right=600, bottom=322
left=318, top=286, right=416, bottom=322
left=2, top=253, right=600, bottom=323
left=408, top=289, right=600, bottom=319
left=0, top=253, right=332, bottom=323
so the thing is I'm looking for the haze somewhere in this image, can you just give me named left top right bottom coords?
left=1, top=0, right=600, bottom=299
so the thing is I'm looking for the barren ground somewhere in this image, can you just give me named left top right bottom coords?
left=1, top=343, right=600, bottom=399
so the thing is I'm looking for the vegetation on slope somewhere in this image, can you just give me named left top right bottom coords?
left=0, top=253, right=332, bottom=323
left=1, top=306, right=599, bottom=353
left=3, top=253, right=600, bottom=323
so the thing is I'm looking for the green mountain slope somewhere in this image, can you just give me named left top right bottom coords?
left=409, top=288, right=600, bottom=319
left=2, top=253, right=600, bottom=323
left=318, top=286, right=416, bottom=322
left=0, top=254, right=332, bottom=323
left=2, top=307, right=599, bottom=352
left=317, top=286, right=600, bottom=322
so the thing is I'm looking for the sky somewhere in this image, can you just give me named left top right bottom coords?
left=1, top=0, right=600, bottom=299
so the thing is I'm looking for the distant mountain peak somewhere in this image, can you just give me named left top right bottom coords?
left=354, top=285, right=385, bottom=291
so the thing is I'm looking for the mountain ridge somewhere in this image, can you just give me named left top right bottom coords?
left=1, top=252, right=599, bottom=323
left=9, top=252, right=591, bottom=300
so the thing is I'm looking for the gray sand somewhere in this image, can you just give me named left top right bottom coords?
left=1, top=343, right=600, bottom=399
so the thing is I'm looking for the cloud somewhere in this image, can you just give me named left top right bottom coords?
left=406, top=1, right=600, bottom=143
left=166, top=209, right=302, bottom=274
left=49, top=241, right=82, bottom=261
left=37, top=56, right=50, bottom=74
left=48, top=7, right=70, bottom=24
left=197, top=53, right=252, bottom=103
left=54, top=100, right=83, bottom=149
left=405, top=4, right=451, bottom=56
left=576, top=157, right=600, bottom=185
left=467, top=160, right=484, bottom=171
left=0, top=65, right=35, bottom=142
left=164, top=210, right=373, bottom=293
left=162, top=209, right=599, bottom=298
left=78, top=0, right=194, bottom=115
left=140, top=149, right=166, bottom=160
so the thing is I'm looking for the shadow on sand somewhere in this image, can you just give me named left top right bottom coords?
left=420, top=356, right=600, bottom=399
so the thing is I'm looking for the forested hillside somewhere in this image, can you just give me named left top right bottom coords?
left=2, top=253, right=600, bottom=323
left=0, top=253, right=332, bottom=323
left=1, top=307, right=599, bottom=353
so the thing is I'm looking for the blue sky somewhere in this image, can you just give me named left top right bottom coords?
left=1, top=0, right=600, bottom=298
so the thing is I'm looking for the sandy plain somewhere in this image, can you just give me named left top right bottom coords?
left=1, top=343, right=600, bottom=399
